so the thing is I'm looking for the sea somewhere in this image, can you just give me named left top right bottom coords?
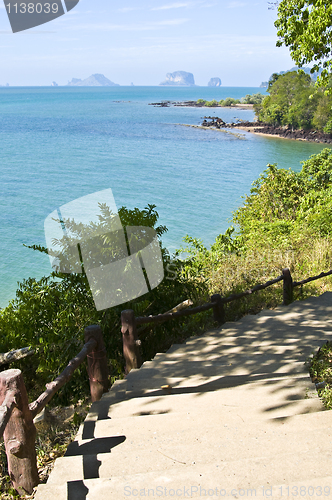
left=0, top=86, right=329, bottom=308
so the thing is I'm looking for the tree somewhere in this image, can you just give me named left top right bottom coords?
left=256, top=71, right=319, bottom=128
left=233, top=148, right=332, bottom=239
left=274, top=1, right=332, bottom=88
left=0, top=204, right=207, bottom=404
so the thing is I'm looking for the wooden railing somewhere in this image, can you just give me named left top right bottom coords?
left=2, top=265, right=332, bottom=494
left=0, top=325, right=108, bottom=495
left=120, top=267, right=332, bottom=373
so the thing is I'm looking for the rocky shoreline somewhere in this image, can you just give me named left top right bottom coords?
left=202, top=118, right=332, bottom=144
left=148, top=101, right=332, bottom=144
left=149, top=101, right=253, bottom=109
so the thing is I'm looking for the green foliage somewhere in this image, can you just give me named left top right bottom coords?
left=268, top=73, right=281, bottom=90
left=0, top=204, right=208, bottom=405
left=204, top=99, right=218, bottom=107
left=274, top=1, right=332, bottom=89
left=196, top=99, right=206, bottom=104
left=233, top=149, right=332, bottom=240
left=219, top=97, right=240, bottom=106
left=324, top=118, right=332, bottom=135
left=256, top=71, right=332, bottom=130
left=241, top=93, right=265, bottom=104
left=308, top=341, right=332, bottom=409
left=172, top=149, right=332, bottom=322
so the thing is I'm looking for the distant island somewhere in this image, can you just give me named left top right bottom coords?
left=159, top=71, right=195, bottom=86
left=67, top=74, right=120, bottom=87
left=208, top=77, right=222, bottom=87
left=259, top=66, right=322, bottom=87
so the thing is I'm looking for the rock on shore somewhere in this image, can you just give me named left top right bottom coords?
left=232, top=121, right=332, bottom=144
left=201, top=118, right=332, bottom=144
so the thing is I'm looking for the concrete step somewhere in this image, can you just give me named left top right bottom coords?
left=86, top=375, right=321, bottom=423
left=134, top=355, right=309, bottom=378
left=44, top=409, right=332, bottom=486
left=121, top=369, right=315, bottom=404
left=32, top=292, right=332, bottom=499
left=34, top=456, right=332, bottom=499
left=150, top=341, right=321, bottom=360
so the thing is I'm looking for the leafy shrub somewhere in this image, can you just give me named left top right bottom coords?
left=0, top=204, right=209, bottom=405
left=205, top=99, right=218, bottom=107
left=221, top=97, right=240, bottom=106
left=241, top=93, right=265, bottom=104
left=324, top=118, right=332, bottom=134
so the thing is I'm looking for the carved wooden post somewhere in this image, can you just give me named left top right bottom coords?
left=84, top=325, right=109, bottom=402
left=283, top=268, right=293, bottom=306
left=211, top=294, right=225, bottom=324
left=0, top=369, right=38, bottom=495
left=121, top=309, right=142, bottom=374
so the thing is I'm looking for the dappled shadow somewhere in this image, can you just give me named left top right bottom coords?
left=102, top=293, right=332, bottom=420
left=65, top=436, right=126, bottom=480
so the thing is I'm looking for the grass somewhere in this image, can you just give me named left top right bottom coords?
left=0, top=400, right=90, bottom=500
left=307, top=341, right=332, bottom=409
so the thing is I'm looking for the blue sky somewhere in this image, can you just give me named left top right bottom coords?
left=0, top=0, right=295, bottom=86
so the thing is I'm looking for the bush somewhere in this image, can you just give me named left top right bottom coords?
left=241, top=93, right=265, bottom=105
left=205, top=99, right=218, bottom=107
left=0, top=204, right=209, bottom=405
left=221, top=97, right=240, bottom=106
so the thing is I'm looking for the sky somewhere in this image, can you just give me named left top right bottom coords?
left=0, top=0, right=295, bottom=86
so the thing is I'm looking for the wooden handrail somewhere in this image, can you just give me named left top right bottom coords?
left=134, top=275, right=284, bottom=327
left=222, top=275, right=284, bottom=304
left=0, top=369, right=39, bottom=495
left=293, top=269, right=332, bottom=287
left=0, top=389, right=16, bottom=436
left=136, top=301, right=214, bottom=326
left=123, top=265, right=332, bottom=373
left=0, top=325, right=109, bottom=495
left=0, top=347, right=34, bottom=367
left=29, top=337, right=97, bottom=419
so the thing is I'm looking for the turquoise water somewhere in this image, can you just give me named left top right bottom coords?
left=0, top=86, right=328, bottom=308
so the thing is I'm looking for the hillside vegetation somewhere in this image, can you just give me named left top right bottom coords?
left=1, top=150, right=332, bottom=406
left=254, top=71, right=332, bottom=132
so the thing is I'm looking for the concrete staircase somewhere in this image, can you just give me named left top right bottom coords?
left=34, top=293, right=332, bottom=499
